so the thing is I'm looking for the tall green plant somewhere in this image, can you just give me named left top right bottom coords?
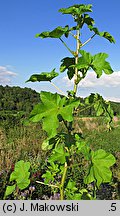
left=26, top=3, right=116, bottom=200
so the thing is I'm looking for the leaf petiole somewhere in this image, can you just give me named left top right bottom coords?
left=49, top=81, right=69, bottom=98
left=81, top=33, right=96, bottom=48
left=59, top=38, right=75, bottom=56
left=36, top=181, right=59, bottom=188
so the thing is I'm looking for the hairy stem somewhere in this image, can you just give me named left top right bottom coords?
left=60, top=162, right=68, bottom=200
left=73, top=28, right=81, bottom=96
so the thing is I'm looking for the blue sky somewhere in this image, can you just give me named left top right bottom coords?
left=0, top=0, right=120, bottom=102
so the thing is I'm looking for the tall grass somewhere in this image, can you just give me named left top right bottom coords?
left=0, top=123, right=46, bottom=172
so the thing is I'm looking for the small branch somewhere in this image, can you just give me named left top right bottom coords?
left=69, top=31, right=77, bottom=39
left=81, top=33, right=96, bottom=48
left=49, top=81, right=69, bottom=98
left=59, top=38, right=75, bottom=56
left=36, top=181, right=59, bottom=188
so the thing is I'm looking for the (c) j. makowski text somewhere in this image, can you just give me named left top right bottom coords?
left=19, top=202, right=79, bottom=212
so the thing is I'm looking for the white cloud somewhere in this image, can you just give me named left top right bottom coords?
left=104, top=96, right=120, bottom=103
left=61, top=71, right=120, bottom=102
left=0, top=66, right=17, bottom=84
left=62, top=71, right=120, bottom=88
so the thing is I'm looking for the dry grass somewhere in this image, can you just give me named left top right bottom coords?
left=0, top=124, right=46, bottom=172
left=73, top=117, right=105, bottom=133
left=74, top=116, right=120, bottom=132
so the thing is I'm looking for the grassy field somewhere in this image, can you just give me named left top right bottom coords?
left=0, top=116, right=120, bottom=199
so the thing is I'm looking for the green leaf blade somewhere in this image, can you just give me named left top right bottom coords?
left=17, top=179, right=30, bottom=190
left=88, top=25, right=115, bottom=43
left=49, top=145, right=69, bottom=164
left=5, top=185, right=16, bottom=198
left=26, top=69, right=59, bottom=83
left=60, top=57, right=75, bottom=80
left=29, top=92, right=80, bottom=139
left=10, top=160, right=31, bottom=190
left=59, top=4, right=92, bottom=16
left=84, top=149, right=116, bottom=188
left=42, top=171, right=54, bottom=184
left=35, top=26, right=69, bottom=39
left=91, top=53, right=114, bottom=78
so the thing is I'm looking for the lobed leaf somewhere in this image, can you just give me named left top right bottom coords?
left=59, top=4, right=92, bottom=16
left=17, top=179, right=30, bottom=190
left=84, top=149, right=116, bottom=187
left=91, top=53, right=113, bottom=78
left=77, top=50, right=114, bottom=78
left=60, top=57, right=75, bottom=80
left=85, top=93, right=114, bottom=120
left=83, top=14, right=95, bottom=26
left=66, top=180, right=78, bottom=192
left=35, top=26, right=69, bottom=39
left=42, top=171, right=54, bottom=184
left=29, top=91, right=80, bottom=138
left=10, top=160, right=31, bottom=190
left=75, top=134, right=91, bottom=160
left=88, top=25, right=115, bottom=43
left=49, top=145, right=69, bottom=164
left=26, top=69, right=59, bottom=83
left=48, top=162, right=60, bottom=173
left=60, top=50, right=113, bottom=81
left=94, top=101, right=104, bottom=116
left=78, top=50, right=92, bottom=69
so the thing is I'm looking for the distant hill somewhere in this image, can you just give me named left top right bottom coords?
left=0, top=85, right=40, bottom=113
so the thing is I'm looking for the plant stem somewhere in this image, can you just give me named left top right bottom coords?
left=81, top=33, right=96, bottom=48
left=59, top=38, right=75, bottom=56
left=69, top=31, right=77, bottom=39
left=73, top=28, right=81, bottom=96
left=60, top=162, right=68, bottom=200
left=93, top=183, right=97, bottom=199
left=49, top=81, right=69, bottom=98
